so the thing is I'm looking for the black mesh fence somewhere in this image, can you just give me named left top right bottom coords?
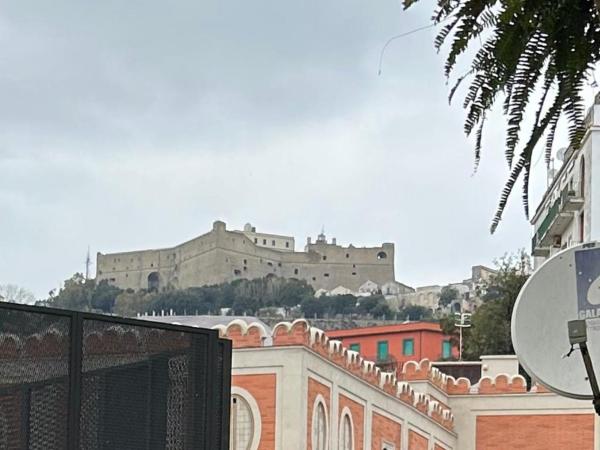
left=0, top=303, right=231, bottom=450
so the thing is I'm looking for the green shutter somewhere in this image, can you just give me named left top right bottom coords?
left=377, top=341, right=389, bottom=361
left=442, top=340, right=452, bottom=359
left=349, top=343, right=360, bottom=353
left=403, top=339, right=414, bottom=356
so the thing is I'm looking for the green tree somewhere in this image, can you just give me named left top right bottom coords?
left=91, top=280, right=122, bottom=313
left=43, top=273, right=96, bottom=311
left=461, top=251, right=530, bottom=359
left=399, top=305, right=433, bottom=321
left=439, top=286, right=459, bottom=308
left=403, top=0, right=600, bottom=231
left=300, top=296, right=327, bottom=318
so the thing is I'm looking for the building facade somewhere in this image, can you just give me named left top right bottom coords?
left=531, top=94, right=600, bottom=266
left=213, top=318, right=595, bottom=450
left=325, top=323, right=457, bottom=372
left=96, top=221, right=396, bottom=292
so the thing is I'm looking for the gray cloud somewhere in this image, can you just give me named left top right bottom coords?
left=0, top=0, right=540, bottom=298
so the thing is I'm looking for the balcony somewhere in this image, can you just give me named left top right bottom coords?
left=531, top=195, right=574, bottom=256
left=560, top=185, right=584, bottom=212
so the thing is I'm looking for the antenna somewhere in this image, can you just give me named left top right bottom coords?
left=85, top=246, right=91, bottom=280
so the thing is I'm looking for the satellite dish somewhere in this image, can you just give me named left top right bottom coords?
left=513, top=242, right=600, bottom=399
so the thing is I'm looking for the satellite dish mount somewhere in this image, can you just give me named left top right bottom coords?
left=567, top=319, right=600, bottom=415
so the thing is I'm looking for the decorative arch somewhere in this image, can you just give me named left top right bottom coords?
left=147, top=272, right=160, bottom=291
left=230, top=386, right=262, bottom=450
left=338, top=407, right=354, bottom=450
left=312, top=394, right=329, bottom=450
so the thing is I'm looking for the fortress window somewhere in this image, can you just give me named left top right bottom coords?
left=254, top=238, right=258, bottom=243
left=377, top=251, right=387, bottom=260
left=353, top=264, right=356, bottom=268
left=278, top=262, right=281, bottom=267
left=109, top=278, right=116, bottom=282
left=151, top=263, right=154, bottom=267
left=243, top=266, right=247, bottom=271
left=345, top=253, right=349, bottom=258
left=294, top=268, right=299, bottom=275
left=312, top=277, right=316, bottom=281
left=352, top=272, right=356, bottom=276
left=272, top=240, right=275, bottom=246
left=322, top=256, right=327, bottom=261
left=263, top=239, right=267, bottom=245
left=114, top=258, right=117, bottom=263
left=243, top=259, right=247, bottom=265
left=267, top=262, right=273, bottom=267
left=286, top=242, right=290, bottom=248
left=324, top=273, right=330, bottom=277
left=234, top=269, right=242, bottom=276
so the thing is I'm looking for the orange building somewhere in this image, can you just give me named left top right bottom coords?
left=326, top=322, right=457, bottom=371
left=210, top=318, right=595, bottom=450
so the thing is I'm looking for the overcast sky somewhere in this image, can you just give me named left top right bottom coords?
left=0, top=0, right=579, bottom=299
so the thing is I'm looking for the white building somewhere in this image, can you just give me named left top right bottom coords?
left=531, top=95, right=600, bottom=266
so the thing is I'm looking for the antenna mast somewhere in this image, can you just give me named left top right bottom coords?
left=85, top=246, right=91, bottom=279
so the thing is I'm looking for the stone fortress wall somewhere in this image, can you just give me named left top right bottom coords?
left=96, top=220, right=396, bottom=292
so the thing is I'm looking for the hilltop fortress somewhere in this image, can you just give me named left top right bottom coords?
left=96, top=221, right=397, bottom=292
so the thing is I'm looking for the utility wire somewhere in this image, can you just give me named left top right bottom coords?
left=378, top=23, right=437, bottom=75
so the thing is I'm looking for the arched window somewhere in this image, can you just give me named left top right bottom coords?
left=338, top=411, right=353, bottom=450
left=580, top=156, right=586, bottom=197
left=377, top=251, right=387, bottom=260
left=312, top=399, right=328, bottom=450
left=230, top=395, right=254, bottom=450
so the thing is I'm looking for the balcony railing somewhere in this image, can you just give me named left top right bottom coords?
left=532, top=182, right=584, bottom=256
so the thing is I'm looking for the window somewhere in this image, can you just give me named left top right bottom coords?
left=322, top=255, right=327, bottom=261
left=345, top=253, right=349, bottom=258
left=349, top=343, right=360, bottom=352
left=254, top=238, right=258, bottom=243
left=377, top=341, right=388, bottom=361
left=324, top=273, right=330, bottom=277
left=286, top=242, right=290, bottom=248
left=294, top=268, right=299, bottom=275
left=403, top=338, right=414, bottom=356
left=352, top=272, right=356, bottom=276
left=338, top=412, right=353, bottom=450
left=243, top=259, right=247, bottom=265
left=377, top=251, right=387, bottom=260
left=234, top=269, right=242, bottom=276
left=442, top=340, right=452, bottom=359
left=312, top=400, right=328, bottom=450
left=263, top=239, right=267, bottom=245
left=580, top=211, right=585, bottom=242
left=230, top=394, right=255, bottom=450
left=381, top=443, right=395, bottom=450
left=272, top=240, right=276, bottom=246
